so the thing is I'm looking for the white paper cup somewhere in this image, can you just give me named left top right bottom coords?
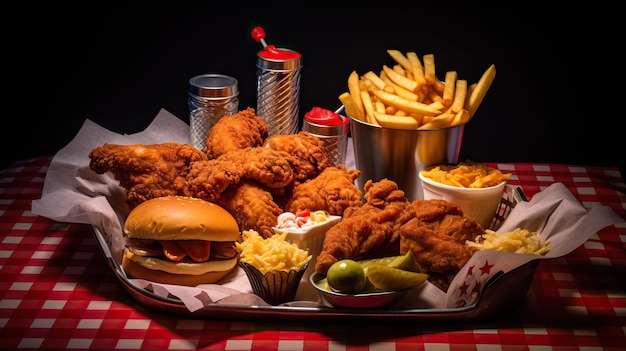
left=419, top=172, right=506, bottom=229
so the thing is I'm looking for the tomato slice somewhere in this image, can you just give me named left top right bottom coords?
left=160, top=241, right=187, bottom=262
left=177, top=240, right=212, bottom=262
left=295, top=209, right=310, bottom=218
left=159, top=240, right=212, bottom=262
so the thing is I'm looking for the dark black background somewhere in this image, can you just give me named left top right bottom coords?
left=4, top=2, right=623, bottom=178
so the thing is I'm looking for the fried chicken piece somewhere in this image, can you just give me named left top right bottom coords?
left=262, top=131, right=330, bottom=182
left=203, top=107, right=268, bottom=159
left=182, top=158, right=242, bottom=202
left=215, top=181, right=283, bottom=239
left=284, top=165, right=362, bottom=216
left=315, top=179, right=415, bottom=275
left=88, top=142, right=207, bottom=209
left=218, top=147, right=297, bottom=188
left=185, top=147, right=297, bottom=202
left=399, top=199, right=485, bottom=291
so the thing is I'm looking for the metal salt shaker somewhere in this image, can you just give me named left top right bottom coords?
left=302, top=107, right=350, bottom=166
left=188, top=74, right=239, bottom=150
left=252, top=27, right=302, bottom=137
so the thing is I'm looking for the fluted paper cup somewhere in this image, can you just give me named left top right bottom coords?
left=239, top=261, right=309, bottom=305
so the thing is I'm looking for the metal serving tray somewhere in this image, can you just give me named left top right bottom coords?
left=91, top=186, right=538, bottom=322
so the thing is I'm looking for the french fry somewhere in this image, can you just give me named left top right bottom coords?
left=387, top=49, right=413, bottom=73
left=360, top=90, right=378, bottom=125
left=373, top=90, right=442, bottom=116
left=423, top=54, right=445, bottom=93
left=380, top=71, right=419, bottom=101
left=394, top=109, right=408, bottom=116
left=347, top=71, right=365, bottom=120
left=405, top=69, right=414, bottom=81
left=409, top=113, right=424, bottom=126
left=392, top=64, right=406, bottom=76
left=442, top=71, right=458, bottom=106
left=427, top=86, right=444, bottom=104
left=363, top=71, right=386, bottom=90
left=467, top=64, right=496, bottom=117
left=360, top=79, right=372, bottom=91
left=373, top=112, right=419, bottom=129
left=406, top=51, right=427, bottom=86
left=423, top=54, right=437, bottom=85
left=427, top=101, right=447, bottom=112
left=385, top=104, right=398, bottom=115
left=451, top=109, right=470, bottom=126
left=383, top=65, right=419, bottom=92
left=450, top=79, right=467, bottom=113
left=374, top=100, right=386, bottom=113
left=338, top=92, right=364, bottom=121
left=417, top=113, right=456, bottom=130
left=467, top=82, right=477, bottom=101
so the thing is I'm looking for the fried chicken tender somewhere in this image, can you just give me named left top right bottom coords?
left=315, top=179, right=415, bottom=275
left=185, top=147, right=297, bottom=202
left=215, top=181, right=283, bottom=238
left=263, top=131, right=330, bottom=182
left=399, top=199, right=485, bottom=291
left=203, top=107, right=268, bottom=159
left=88, top=142, right=207, bottom=209
left=284, top=165, right=362, bottom=216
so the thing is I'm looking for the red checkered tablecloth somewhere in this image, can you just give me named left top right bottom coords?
left=1, top=156, right=625, bottom=350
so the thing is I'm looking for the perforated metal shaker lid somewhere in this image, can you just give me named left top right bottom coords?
left=188, top=74, right=239, bottom=99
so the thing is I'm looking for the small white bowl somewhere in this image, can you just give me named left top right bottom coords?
left=273, top=214, right=341, bottom=278
left=419, top=171, right=506, bottom=229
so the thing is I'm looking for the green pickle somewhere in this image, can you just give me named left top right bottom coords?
left=366, top=264, right=429, bottom=291
left=317, top=251, right=428, bottom=294
left=326, top=259, right=367, bottom=293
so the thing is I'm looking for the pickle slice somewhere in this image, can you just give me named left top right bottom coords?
left=359, top=251, right=418, bottom=272
left=359, top=256, right=399, bottom=270
left=386, top=251, right=419, bottom=272
left=366, top=264, right=429, bottom=291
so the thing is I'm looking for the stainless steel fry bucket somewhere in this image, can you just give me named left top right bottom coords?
left=348, top=116, right=465, bottom=201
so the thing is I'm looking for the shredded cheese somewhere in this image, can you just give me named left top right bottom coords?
left=466, top=228, right=550, bottom=255
left=236, top=230, right=311, bottom=274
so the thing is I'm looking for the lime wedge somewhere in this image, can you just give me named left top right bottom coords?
left=366, top=264, right=429, bottom=291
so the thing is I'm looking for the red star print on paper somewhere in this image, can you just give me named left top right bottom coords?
left=456, top=260, right=497, bottom=302
left=459, top=281, right=470, bottom=295
left=467, top=265, right=475, bottom=276
left=479, top=260, right=494, bottom=275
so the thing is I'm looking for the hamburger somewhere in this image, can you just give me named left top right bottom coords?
left=122, top=195, right=240, bottom=286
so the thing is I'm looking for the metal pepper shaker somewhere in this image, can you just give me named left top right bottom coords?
left=188, top=74, right=239, bottom=150
left=252, top=26, right=302, bottom=137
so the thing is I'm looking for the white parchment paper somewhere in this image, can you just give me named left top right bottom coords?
left=31, top=109, right=625, bottom=311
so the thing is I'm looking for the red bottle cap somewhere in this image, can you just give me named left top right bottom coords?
left=304, top=107, right=349, bottom=126
left=252, top=26, right=302, bottom=69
